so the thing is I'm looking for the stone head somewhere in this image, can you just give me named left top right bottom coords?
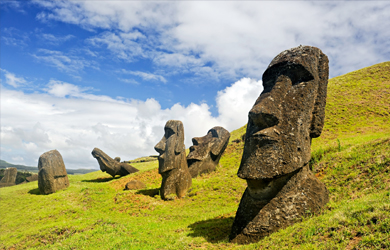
left=154, top=120, right=185, bottom=174
left=187, top=126, right=230, bottom=175
left=238, top=46, right=329, bottom=180
left=91, top=147, right=120, bottom=177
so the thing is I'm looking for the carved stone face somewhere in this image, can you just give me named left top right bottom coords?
left=92, top=147, right=119, bottom=177
left=230, top=46, right=329, bottom=244
left=154, top=120, right=185, bottom=174
left=238, top=46, right=329, bottom=181
left=187, top=126, right=230, bottom=177
left=91, top=148, right=138, bottom=177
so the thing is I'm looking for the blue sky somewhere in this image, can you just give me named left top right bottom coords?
left=1, top=1, right=390, bottom=169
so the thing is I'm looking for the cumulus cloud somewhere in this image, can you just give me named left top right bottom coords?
left=1, top=75, right=262, bottom=169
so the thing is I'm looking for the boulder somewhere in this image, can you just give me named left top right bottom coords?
left=155, top=120, right=192, bottom=200
left=230, top=45, right=330, bottom=244
left=38, top=150, right=69, bottom=195
left=187, top=126, right=230, bottom=178
left=125, top=180, right=146, bottom=190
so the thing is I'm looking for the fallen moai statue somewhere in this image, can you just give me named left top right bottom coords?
left=155, top=120, right=192, bottom=200
left=38, top=150, right=69, bottom=195
left=230, top=45, right=330, bottom=244
left=91, top=148, right=139, bottom=177
left=0, top=167, right=17, bottom=188
left=187, top=126, right=230, bottom=178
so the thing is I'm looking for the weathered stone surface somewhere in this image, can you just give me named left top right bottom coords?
left=230, top=46, right=330, bottom=244
left=26, top=174, right=38, bottom=182
left=38, top=150, right=69, bottom=195
left=0, top=167, right=17, bottom=188
left=155, top=120, right=192, bottom=200
left=125, top=180, right=146, bottom=190
left=91, top=148, right=139, bottom=177
left=187, top=126, right=230, bottom=178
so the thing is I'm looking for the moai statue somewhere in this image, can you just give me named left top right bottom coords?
left=155, top=120, right=192, bottom=200
left=38, top=150, right=69, bottom=195
left=187, top=126, right=230, bottom=178
left=91, top=148, right=139, bottom=177
left=0, top=167, right=17, bottom=188
left=230, top=46, right=330, bottom=244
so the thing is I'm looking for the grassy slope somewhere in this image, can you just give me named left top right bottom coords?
left=1, top=62, right=390, bottom=249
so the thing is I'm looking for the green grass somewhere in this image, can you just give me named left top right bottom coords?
left=1, top=62, right=390, bottom=249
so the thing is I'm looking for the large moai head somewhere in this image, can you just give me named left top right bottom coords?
left=154, top=120, right=192, bottom=200
left=38, top=150, right=69, bottom=195
left=154, top=120, right=186, bottom=174
left=187, top=126, right=230, bottom=178
left=238, top=45, right=329, bottom=181
left=230, top=46, right=329, bottom=243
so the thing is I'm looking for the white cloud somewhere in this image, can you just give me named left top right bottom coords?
left=33, top=1, right=390, bottom=78
left=118, top=78, right=139, bottom=85
left=1, top=27, right=29, bottom=47
left=40, top=33, right=74, bottom=45
left=87, top=31, right=147, bottom=61
left=1, top=75, right=262, bottom=169
left=216, top=78, right=263, bottom=129
left=32, top=49, right=99, bottom=73
left=0, top=68, right=27, bottom=87
left=122, top=70, right=167, bottom=83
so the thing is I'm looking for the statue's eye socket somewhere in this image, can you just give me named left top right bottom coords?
left=210, top=129, right=219, bottom=138
left=165, top=128, right=175, bottom=138
left=263, top=63, right=314, bottom=90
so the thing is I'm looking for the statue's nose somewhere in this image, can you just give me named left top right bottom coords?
left=249, top=95, right=280, bottom=130
left=154, top=139, right=166, bottom=154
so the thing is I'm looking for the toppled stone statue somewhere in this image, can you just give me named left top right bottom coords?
left=38, top=150, right=69, bottom=195
left=155, top=120, right=192, bottom=200
left=0, top=167, right=17, bottom=188
left=230, top=45, right=330, bottom=244
left=187, top=126, right=230, bottom=178
left=91, top=148, right=139, bottom=177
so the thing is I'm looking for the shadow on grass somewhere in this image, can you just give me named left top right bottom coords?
left=28, top=188, right=42, bottom=195
left=187, top=216, right=234, bottom=243
left=136, top=188, right=160, bottom=197
left=82, top=177, right=118, bottom=183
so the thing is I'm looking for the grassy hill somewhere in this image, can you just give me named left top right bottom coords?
left=1, top=62, right=389, bottom=249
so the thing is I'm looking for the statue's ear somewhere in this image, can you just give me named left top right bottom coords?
left=310, top=51, right=329, bottom=138
left=175, top=121, right=185, bottom=154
